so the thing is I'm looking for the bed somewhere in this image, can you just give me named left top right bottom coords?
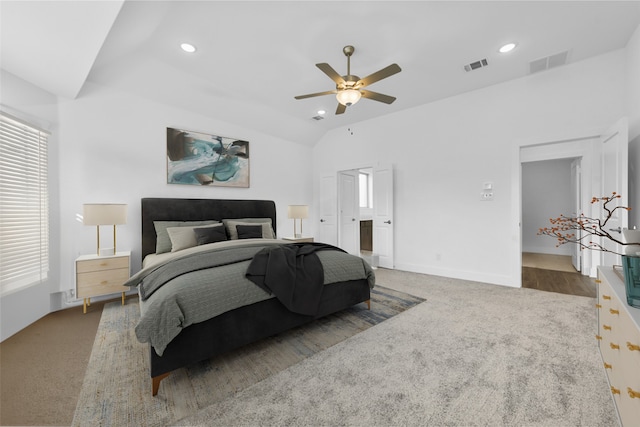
left=133, top=198, right=374, bottom=396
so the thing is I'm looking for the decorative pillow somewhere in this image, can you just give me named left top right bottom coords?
left=167, top=223, right=222, bottom=252
left=155, top=220, right=219, bottom=253
left=194, top=224, right=228, bottom=245
left=236, top=224, right=263, bottom=239
left=222, top=218, right=275, bottom=240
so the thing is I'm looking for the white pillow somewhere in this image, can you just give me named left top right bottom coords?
left=167, top=223, right=222, bottom=252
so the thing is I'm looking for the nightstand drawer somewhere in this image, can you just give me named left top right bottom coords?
left=77, top=256, right=129, bottom=273
left=76, top=268, right=129, bottom=298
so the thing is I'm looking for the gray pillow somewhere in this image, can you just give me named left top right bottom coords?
left=236, top=224, right=263, bottom=239
left=222, top=218, right=275, bottom=240
left=194, top=224, right=228, bottom=245
left=154, top=220, right=219, bottom=254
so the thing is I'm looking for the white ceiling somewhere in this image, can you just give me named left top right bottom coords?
left=2, top=1, right=639, bottom=145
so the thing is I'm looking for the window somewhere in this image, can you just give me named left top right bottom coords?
left=359, top=171, right=372, bottom=208
left=0, top=112, right=49, bottom=295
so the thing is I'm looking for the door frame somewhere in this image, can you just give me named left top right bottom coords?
left=514, top=131, right=601, bottom=285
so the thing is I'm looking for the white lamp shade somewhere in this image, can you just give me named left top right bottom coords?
left=83, top=204, right=127, bottom=225
left=336, top=89, right=361, bottom=106
left=287, top=205, right=309, bottom=219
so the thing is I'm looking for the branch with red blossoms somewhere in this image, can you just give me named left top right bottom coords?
left=537, top=192, right=637, bottom=255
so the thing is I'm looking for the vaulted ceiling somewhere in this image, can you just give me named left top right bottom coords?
left=2, top=1, right=639, bottom=145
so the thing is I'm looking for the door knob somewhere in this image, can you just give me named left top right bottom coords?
left=384, top=220, right=392, bottom=224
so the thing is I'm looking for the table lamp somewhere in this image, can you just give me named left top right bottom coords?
left=83, top=204, right=127, bottom=256
left=287, top=205, right=308, bottom=238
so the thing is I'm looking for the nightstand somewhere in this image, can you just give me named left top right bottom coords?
left=76, top=251, right=130, bottom=314
left=282, top=236, right=314, bottom=243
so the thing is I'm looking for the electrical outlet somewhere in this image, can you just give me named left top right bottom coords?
left=480, top=191, right=494, bottom=201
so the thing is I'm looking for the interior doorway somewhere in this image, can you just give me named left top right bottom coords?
left=337, top=164, right=394, bottom=269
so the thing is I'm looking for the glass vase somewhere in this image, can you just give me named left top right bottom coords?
left=622, top=255, right=640, bottom=308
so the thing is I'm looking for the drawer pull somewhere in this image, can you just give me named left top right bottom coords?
left=603, top=325, right=612, bottom=331
left=609, top=308, right=619, bottom=315
left=602, top=295, right=612, bottom=300
left=596, top=279, right=602, bottom=283
left=595, top=304, right=602, bottom=309
left=609, top=343, right=620, bottom=350
left=100, top=280, right=108, bottom=285
left=596, top=335, right=602, bottom=340
left=627, top=342, right=640, bottom=352
left=628, top=388, right=640, bottom=399
left=611, top=386, right=621, bottom=395
left=604, top=362, right=612, bottom=370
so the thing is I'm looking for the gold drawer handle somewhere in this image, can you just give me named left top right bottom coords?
left=609, top=308, right=619, bottom=315
left=596, top=279, right=602, bottom=283
left=604, top=362, right=612, bottom=369
left=628, top=388, right=640, bottom=399
left=100, top=280, right=108, bottom=285
left=627, top=342, right=640, bottom=352
left=596, top=335, right=602, bottom=340
left=603, top=325, right=612, bottom=331
left=611, top=386, right=621, bottom=395
left=595, top=304, right=602, bottom=309
left=602, top=295, right=612, bottom=300
left=610, top=343, right=620, bottom=350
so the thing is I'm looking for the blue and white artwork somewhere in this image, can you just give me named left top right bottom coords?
left=167, top=127, right=249, bottom=187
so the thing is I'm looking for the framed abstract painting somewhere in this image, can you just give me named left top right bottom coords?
left=166, top=127, right=249, bottom=187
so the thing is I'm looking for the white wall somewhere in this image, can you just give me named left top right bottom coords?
left=313, top=50, right=626, bottom=287
left=521, top=159, right=573, bottom=255
left=55, top=82, right=314, bottom=298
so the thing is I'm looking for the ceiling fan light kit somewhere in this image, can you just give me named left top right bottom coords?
left=295, top=45, right=401, bottom=115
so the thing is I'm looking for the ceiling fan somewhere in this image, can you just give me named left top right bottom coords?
left=294, top=45, right=402, bottom=115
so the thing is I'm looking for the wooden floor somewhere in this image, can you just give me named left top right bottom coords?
left=522, top=253, right=597, bottom=298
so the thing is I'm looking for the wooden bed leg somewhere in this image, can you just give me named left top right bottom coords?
left=366, top=299, right=371, bottom=310
left=152, top=372, right=170, bottom=396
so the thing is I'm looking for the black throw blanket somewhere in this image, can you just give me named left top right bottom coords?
left=245, top=243, right=346, bottom=316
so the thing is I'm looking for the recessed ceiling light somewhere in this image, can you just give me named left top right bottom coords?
left=499, top=43, right=517, bottom=53
left=318, top=110, right=326, bottom=115
left=180, top=43, right=196, bottom=53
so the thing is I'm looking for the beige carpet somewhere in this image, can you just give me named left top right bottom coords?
left=522, top=252, right=578, bottom=273
left=72, top=286, right=423, bottom=427
left=176, top=269, right=617, bottom=426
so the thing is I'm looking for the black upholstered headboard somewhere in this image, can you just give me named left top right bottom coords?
left=141, top=198, right=277, bottom=261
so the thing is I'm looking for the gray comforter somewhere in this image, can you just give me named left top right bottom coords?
left=126, top=239, right=375, bottom=356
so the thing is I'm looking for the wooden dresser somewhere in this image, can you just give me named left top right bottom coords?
left=596, top=267, right=640, bottom=426
left=76, top=251, right=130, bottom=313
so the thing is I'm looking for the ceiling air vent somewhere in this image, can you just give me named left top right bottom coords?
left=464, top=58, right=488, bottom=72
left=529, top=50, right=570, bottom=74
left=311, top=115, right=324, bottom=121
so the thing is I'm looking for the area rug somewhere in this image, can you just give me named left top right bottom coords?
left=174, top=270, right=618, bottom=427
left=72, top=286, right=424, bottom=427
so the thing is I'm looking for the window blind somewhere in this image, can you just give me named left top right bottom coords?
left=0, top=112, right=49, bottom=295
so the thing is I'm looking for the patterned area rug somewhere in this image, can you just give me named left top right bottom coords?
left=72, top=286, right=424, bottom=427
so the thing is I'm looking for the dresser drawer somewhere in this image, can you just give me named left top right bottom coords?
left=76, top=268, right=129, bottom=298
left=77, top=256, right=129, bottom=273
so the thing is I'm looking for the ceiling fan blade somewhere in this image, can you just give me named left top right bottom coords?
left=335, top=103, right=346, bottom=115
left=316, top=63, right=346, bottom=85
left=357, top=63, right=402, bottom=87
left=360, top=90, right=397, bottom=104
left=294, top=90, right=337, bottom=100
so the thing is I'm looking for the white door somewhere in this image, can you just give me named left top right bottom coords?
left=338, top=170, right=360, bottom=256
left=338, top=171, right=359, bottom=255
left=318, top=172, right=337, bottom=246
left=600, top=117, right=629, bottom=267
left=373, top=164, right=394, bottom=269
left=570, top=158, right=581, bottom=272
